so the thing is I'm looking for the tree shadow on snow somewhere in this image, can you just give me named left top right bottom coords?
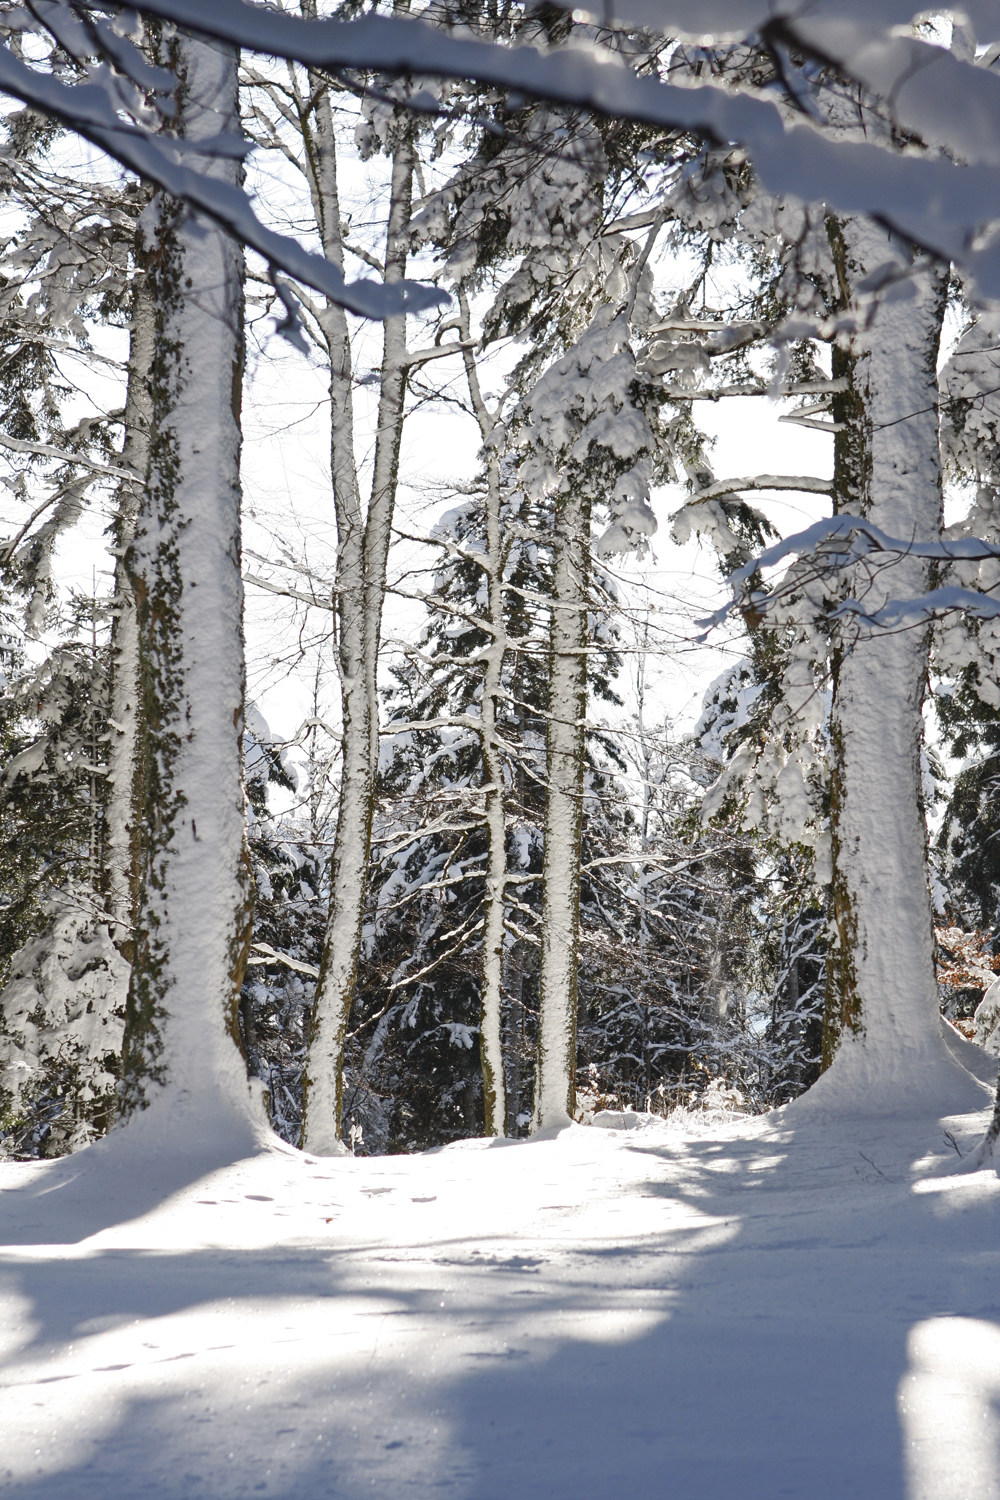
left=3, top=1103, right=1000, bottom=1498
left=0, top=1112, right=276, bottom=1247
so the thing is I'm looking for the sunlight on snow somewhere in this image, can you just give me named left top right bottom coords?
left=0, top=1281, right=666, bottom=1486
left=0, top=1131, right=746, bottom=1491
left=900, top=1319, right=1000, bottom=1500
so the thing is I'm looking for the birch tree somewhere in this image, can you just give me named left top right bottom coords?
left=299, top=95, right=418, bottom=1155
left=239, top=26, right=472, bottom=1153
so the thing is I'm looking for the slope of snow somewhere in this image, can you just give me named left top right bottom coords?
left=3, top=1078, right=1000, bottom=1499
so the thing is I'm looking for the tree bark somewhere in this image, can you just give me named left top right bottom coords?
left=532, top=482, right=590, bottom=1130
left=477, top=454, right=509, bottom=1137
left=503, top=943, right=525, bottom=1134
left=107, top=261, right=155, bottom=963
left=119, top=32, right=257, bottom=1142
left=300, top=110, right=414, bottom=1154
left=816, top=215, right=967, bottom=1109
left=459, top=289, right=508, bottom=1136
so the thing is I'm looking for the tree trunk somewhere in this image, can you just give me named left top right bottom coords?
left=301, top=122, right=414, bottom=1155
left=459, top=291, right=508, bottom=1135
left=119, top=33, right=257, bottom=1144
left=816, top=216, right=970, bottom=1110
left=503, top=942, right=525, bottom=1134
left=478, top=459, right=509, bottom=1137
left=532, top=483, right=590, bottom=1130
left=107, top=262, right=155, bottom=963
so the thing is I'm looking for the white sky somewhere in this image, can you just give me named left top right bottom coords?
left=41, top=304, right=835, bottom=781
left=237, top=344, right=834, bottom=751
left=19, top=110, right=837, bottom=797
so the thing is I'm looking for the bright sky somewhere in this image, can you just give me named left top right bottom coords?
left=41, top=309, right=834, bottom=793
left=24, top=114, right=836, bottom=796
left=236, top=340, right=834, bottom=756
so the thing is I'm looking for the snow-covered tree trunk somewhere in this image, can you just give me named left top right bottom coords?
left=459, top=296, right=508, bottom=1136
left=533, top=482, right=590, bottom=1130
left=301, top=118, right=414, bottom=1155
left=119, top=33, right=258, bottom=1142
left=817, top=215, right=958, bottom=1108
left=635, top=645, right=656, bottom=1109
left=294, top=66, right=363, bottom=1156
left=504, top=943, right=525, bottom=1133
left=107, top=264, right=155, bottom=961
left=476, top=454, right=509, bottom=1136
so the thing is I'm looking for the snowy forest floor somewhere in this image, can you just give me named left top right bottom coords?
left=4, top=1080, right=1000, bottom=1498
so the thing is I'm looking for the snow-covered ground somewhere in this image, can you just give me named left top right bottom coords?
left=3, top=1056, right=1000, bottom=1499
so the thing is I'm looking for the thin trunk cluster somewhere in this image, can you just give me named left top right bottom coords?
left=298, top=84, right=416, bottom=1154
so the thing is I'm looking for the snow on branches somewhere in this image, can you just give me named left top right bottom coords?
left=514, top=307, right=658, bottom=558
left=0, top=897, right=127, bottom=1158
left=2, top=0, right=1000, bottom=321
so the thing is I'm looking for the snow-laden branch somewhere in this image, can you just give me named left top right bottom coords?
left=737, top=513, right=1000, bottom=583
left=244, top=571, right=329, bottom=608
left=835, top=586, right=1000, bottom=629
left=118, top=0, right=1000, bottom=298
left=0, top=33, right=442, bottom=321
left=4, top=335, right=125, bottom=371
left=385, top=909, right=484, bottom=993
left=783, top=14, right=1000, bottom=167
left=2, top=0, right=997, bottom=318
left=581, top=843, right=746, bottom=874
left=0, top=430, right=137, bottom=480
left=553, top=1, right=998, bottom=66
left=404, top=339, right=477, bottom=369
left=246, top=942, right=320, bottom=979
left=686, top=474, right=834, bottom=503
left=698, top=513, right=1000, bottom=631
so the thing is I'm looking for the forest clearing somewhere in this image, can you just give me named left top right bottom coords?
left=2, top=0, right=1000, bottom=1494
left=4, top=1058, right=1000, bottom=1499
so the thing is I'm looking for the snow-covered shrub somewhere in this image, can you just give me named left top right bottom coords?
left=238, top=708, right=326, bottom=1146
left=973, top=980, right=1000, bottom=1055
left=0, top=896, right=127, bottom=1157
left=934, top=925, right=999, bottom=1033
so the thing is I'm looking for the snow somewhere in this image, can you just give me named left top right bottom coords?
left=563, top=0, right=997, bottom=33
left=0, top=903, right=127, bottom=1153
left=0, top=17, right=442, bottom=322
left=43, top=0, right=1000, bottom=304
left=2, top=1048, right=1000, bottom=1499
